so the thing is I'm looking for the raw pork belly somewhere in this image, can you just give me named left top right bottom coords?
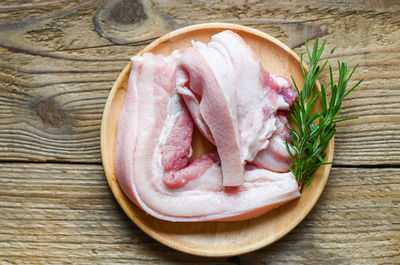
left=115, top=31, right=300, bottom=222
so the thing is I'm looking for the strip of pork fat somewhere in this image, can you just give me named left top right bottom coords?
left=176, top=31, right=297, bottom=185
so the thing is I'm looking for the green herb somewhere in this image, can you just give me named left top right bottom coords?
left=286, top=39, right=362, bottom=188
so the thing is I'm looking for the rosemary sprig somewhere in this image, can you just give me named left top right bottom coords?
left=286, top=39, right=362, bottom=188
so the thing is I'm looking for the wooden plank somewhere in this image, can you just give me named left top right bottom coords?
left=0, top=163, right=398, bottom=264
left=0, top=1, right=399, bottom=163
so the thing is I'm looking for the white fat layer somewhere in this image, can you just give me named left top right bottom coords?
left=244, top=117, right=276, bottom=161
left=135, top=59, right=156, bottom=141
left=176, top=85, right=194, bottom=97
left=178, top=163, right=222, bottom=192
left=157, top=91, right=184, bottom=148
left=128, top=54, right=167, bottom=216
left=211, top=31, right=277, bottom=162
left=148, top=50, right=188, bottom=193
left=277, top=94, right=289, bottom=110
left=194, top=40, right=236, bottom=108
left=192, top=40, right=206, bottom=49
left=176, top=85, right=210, bottom=135
left=271, top=74, right=290, bottom=87
left=152, top=93, right=190, bottom=195
left=144, top=169, right=299, bottom=221
left=167, top=49, right=184, bottom=64
left=130, top=55, right=145, bottom=63
left=271, top=74, right=290, bottom=110
left=194, top=39, right=241, bottom=158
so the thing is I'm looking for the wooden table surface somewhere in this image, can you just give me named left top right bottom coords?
left=1, top=0, right=399, bottom=264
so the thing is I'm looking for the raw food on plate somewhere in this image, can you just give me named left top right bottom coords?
left=115, top=30, right=300, bottom=222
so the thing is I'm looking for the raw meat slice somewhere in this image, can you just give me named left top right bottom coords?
left=115, top=31, right=300, bottom=222
left=253, top=113, right=294, bottom=172
left=176, top=31, right=297, bottom=185
left=253, top=71, right=298, bottom=172
left=176, top=47, right=244, bottom=186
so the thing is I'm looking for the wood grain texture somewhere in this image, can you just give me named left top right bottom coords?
left=0, top=0, right=399, bottom=165
left=0, top=163, right=398, bottom=264
left=0, top=0, right=399, bottom=263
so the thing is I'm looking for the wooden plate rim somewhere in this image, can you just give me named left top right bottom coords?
left=100, top=22, right=334, bottom=257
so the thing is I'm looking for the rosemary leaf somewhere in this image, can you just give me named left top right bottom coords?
left=287, top=39, right=362, bottom=188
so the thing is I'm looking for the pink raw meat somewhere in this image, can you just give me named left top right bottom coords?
left=176, top=30, right=297, bottom=184
left=253, top=112, right=295, bottom=172
left=115, top=31, right=300, bottom=222
left=176, top=47, right=243, bottom=186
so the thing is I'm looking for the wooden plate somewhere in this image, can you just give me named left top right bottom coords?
left=101, top=23, right=333, bottom=257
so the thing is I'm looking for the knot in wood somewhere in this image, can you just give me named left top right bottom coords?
left=36, top=100, right=65, bottom=127
left=94, top=0, right=176, bottom=45
left=109, top=0, right=147, bottom=24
